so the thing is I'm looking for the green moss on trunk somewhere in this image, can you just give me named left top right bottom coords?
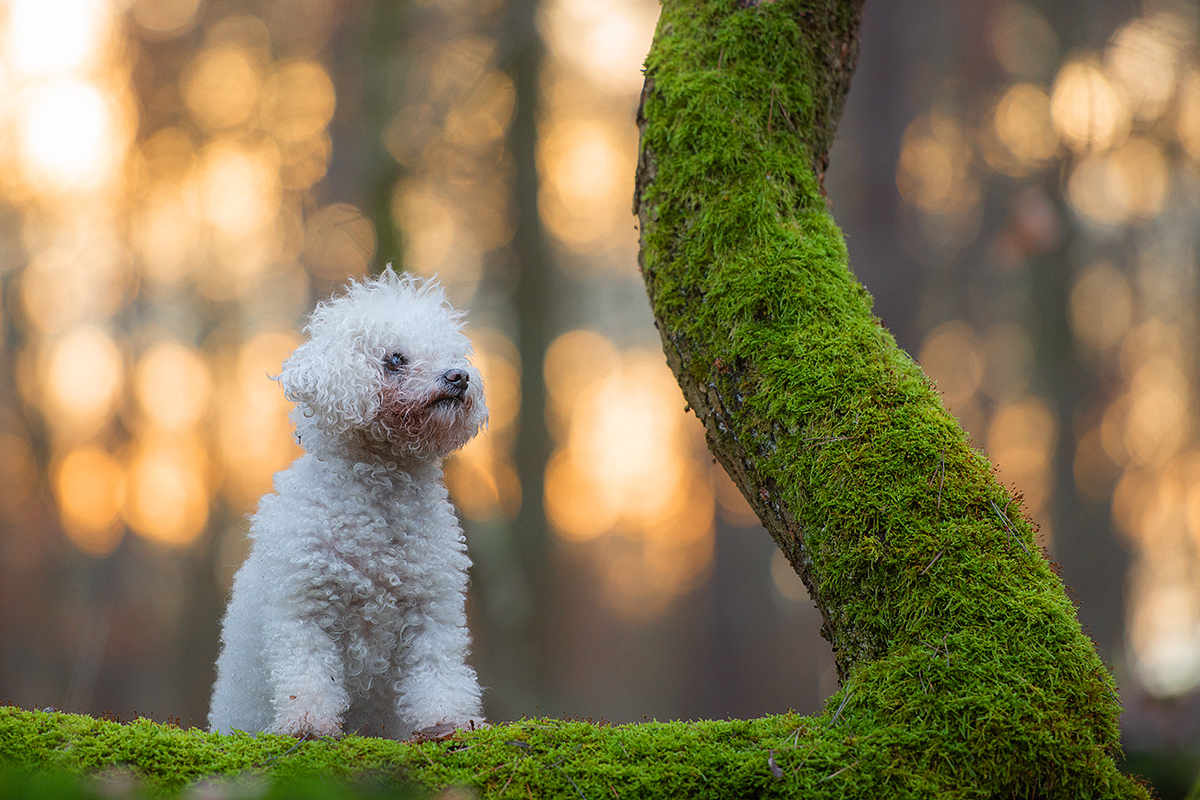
left=635, top=0, right=1148, bottom=797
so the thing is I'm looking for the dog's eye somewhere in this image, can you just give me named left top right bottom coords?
left=383, top=352, right=408, bottom=373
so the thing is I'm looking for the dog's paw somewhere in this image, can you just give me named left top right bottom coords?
left=272, top=712, right=343, bottom=739
left=409, top=718, right=486, bottom=742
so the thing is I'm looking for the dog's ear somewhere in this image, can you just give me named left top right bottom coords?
left=278, top=336, right=378, bottom=439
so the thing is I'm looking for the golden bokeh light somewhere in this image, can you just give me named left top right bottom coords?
left=918, top=320, right=983, bottom=406
left=1066, top=137, right=1170, bottom=228
left=1128, top=569, right=1200, bottom=697
left=1105, top=12, right=1185, bottom=124
left=1177, top=71, right=1200, bottom=160
left=21, top=247, right=117, bottom=334
left=134, top=340, right=213, bottom=431
left=130, top=0, right=202, bottom=40
left=53, top=446, right=125, bottom=557
left=5, top=0, right=110, bottom=79
left=38, top=325, right=125, bottom=438
left=992, top=83, right=1059, bottom=167
left=124, top=433, right=210, bottom=546
left=987, top=397, right=1057, bottom=518
left=543, top=329, right=620, bottom=438
left=989, top=4, right=1058, bottom=80
left=1050, top=58, right=1129, bottom=152
left=538, top=0, right=659, bottom=95
left=199, top=138, right=281, bottom=237
left=260, top=61, right=336, bottom=143
left=539, top=117, right=637, bottom=253
left=895, top=114, right=978, bottom=215
left=1125, top=357, right=1189, bottom=467
left=566, top=353, right=689, bottom=526
left=182, top=46, right=264, bottom=132
left=1069, top=260, right=1134, bottom=351
left=217, top=330, right=302, bottom=509
left=544, top=335, right=716, bottom=614
left=132, top=182, right=205, bottom=285
left=18, top=79, right=127, bottom=193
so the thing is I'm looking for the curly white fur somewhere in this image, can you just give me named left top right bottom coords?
left=209, top=268, right=487, bottom=739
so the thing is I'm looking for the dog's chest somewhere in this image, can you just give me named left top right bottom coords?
left=322, top=494, right=449, bottom=609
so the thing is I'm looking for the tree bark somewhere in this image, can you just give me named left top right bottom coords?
left=635, top=0, right=1147, bottom=795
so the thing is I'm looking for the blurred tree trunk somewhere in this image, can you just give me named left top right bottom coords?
left=634, top=0, right=1145, bottom=795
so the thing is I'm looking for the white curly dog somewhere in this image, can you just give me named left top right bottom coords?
left=209, top=269, right=487, bottom=740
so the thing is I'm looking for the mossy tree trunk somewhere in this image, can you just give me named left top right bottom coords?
left=635, top=1, right=1148, bottom=796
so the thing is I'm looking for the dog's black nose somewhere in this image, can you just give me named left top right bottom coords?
left=441, top=369, right=469, bottom=393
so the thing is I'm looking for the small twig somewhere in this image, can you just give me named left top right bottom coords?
left=553, top=765, right=588, bottom=800
left=936, top=450, right=945, bottom=511
left=827, top=691, right=852, bottom=727
left=989, top=498, right=1029, bottom=555
left=718, top=46, right=725, bottom=70
left=768, top=84, right=777, bottom=134
left=919, top=547, right=946, bottom=575
left=791, top=743, right=819, bottom=775
left=801, top=435, right=853, bottom=444
left=819, top=760, right=859, bottom=782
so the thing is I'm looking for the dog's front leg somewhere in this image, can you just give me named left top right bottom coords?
left=264, top=603, right=349, bottom=738
left=395, top=590, right=483, bottom=735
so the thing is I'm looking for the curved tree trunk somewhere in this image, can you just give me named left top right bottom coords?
left=635, top=1, right=1147, bottom=796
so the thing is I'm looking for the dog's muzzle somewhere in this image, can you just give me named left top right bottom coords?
left=432, top=369, right=469, bottom=405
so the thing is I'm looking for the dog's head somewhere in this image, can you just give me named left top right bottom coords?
left=279, top=268, right=487, bottom=461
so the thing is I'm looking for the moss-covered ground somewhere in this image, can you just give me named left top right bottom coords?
left=3, top=702, right=1049, bottom=798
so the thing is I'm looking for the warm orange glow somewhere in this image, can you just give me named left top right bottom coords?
left=918, top=320, right=983, bottom=406
left=125, top=434, right=209, bottom=546
left=1069, top=261, right=1133, bottom=350
left=1105, top=13, right=1182, bottom=124
left=132, top=183, right=204, bottom=285
left=1177, top=71, right=1200, bottom=161
left=39, top=325, right=125, bottom=438
left=1050, top=59, right=1129, bottom=152
left=260, top=61, right=336, bottom=143
left=199, top=139, right=281, bottom=236
left=1066, top=138, right=1170, bottom=227
left=543, top=338, right=716, bottom=614
left=217, top=331, right=302, bottom=508
left=1125, top=357, right=1189, bottom=467
left=6, top=0, right=110, bottom=78
left=896, top=115, right=977, bottom=214
left=130, top=0, right=202, bottom=40
left=987, top=398, right=1057, bottom=515
left=538, top=0, right=659, bottom=95
left=18, top=79, right=125, bottom=193
left=182, top=47, right=263, bottom=131
left=54, top=446, right=124, bottom=556
left=134, top=340, right=213, bottom=431
left=992, top=83, right=1059, bottom=166
left=543, top=329, right=620, bottom=438
left=20, top=247, right=115, bottom=334
left=539, top=117, right=636, bottom=251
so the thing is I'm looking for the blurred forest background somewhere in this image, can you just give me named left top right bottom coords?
left=1, top=0, right=1199, bottom=789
